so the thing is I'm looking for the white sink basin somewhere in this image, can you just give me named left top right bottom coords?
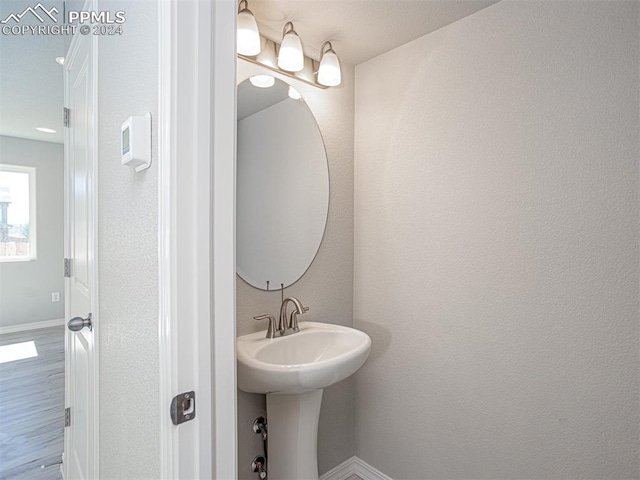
left=237, top=321, right=371, bottom=394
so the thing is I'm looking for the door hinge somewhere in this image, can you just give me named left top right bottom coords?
left=170, top=391, right=195, bottom=425
left=63, top=107, right=70, bottom=128
left=65, top=407, right=71, bottom=427
left=64, top=258, right=72, bottom=278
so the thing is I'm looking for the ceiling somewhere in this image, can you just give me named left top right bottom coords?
left=238, top=77, right=292, bottom=120
left=250, top=0, right=500, bottom=66
left=0, top=0, right=499, bottom=145
left=0, top=0, right=65, bottom=144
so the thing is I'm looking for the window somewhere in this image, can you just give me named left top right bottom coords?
left=0, top=165, right=36, bottom=261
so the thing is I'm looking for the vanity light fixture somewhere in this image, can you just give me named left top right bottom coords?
left=237, top=0, right=261, bottom=56
left=317, top=41, right=341, bottom=87
left=236, top=15, right=343, bottom=89
left=250, top=75, right=275, bottom=88
left=55, top=56, right=65, bottom=65
left=278, top=22, right=304, bottom=72
left=36, top=127, right=56, bottom=133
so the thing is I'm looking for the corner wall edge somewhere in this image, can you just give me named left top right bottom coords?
left=320, top=456, right=393, bottom=480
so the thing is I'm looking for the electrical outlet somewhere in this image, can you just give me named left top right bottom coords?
left=52, top=292, right=60, bottom=302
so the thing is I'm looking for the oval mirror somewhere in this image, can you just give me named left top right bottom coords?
left=237, top=76, right=329, bottom=290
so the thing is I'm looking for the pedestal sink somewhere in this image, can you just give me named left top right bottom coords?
left=237, top=321, right=371, bottom=480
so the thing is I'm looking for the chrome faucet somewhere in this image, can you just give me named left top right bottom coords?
left=254, top=297, right=309, bottom=339
left=279, top=297, right=309, bottom=336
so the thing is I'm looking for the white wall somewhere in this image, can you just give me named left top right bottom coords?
left=354, top=1, right=639, bottom=478
left=96, top=2, right=159, bottom=478
left=0, top=136, right=64, bottom=328
left=236, top=59, right=355, bottom=478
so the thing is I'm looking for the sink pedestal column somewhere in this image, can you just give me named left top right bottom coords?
left=266, top=389, right=324, bottom=480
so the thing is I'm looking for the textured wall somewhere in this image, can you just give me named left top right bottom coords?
left=96, top=2, right=159, bottom=478
left=236, top=59, right=355, bottom=478
left=0, top=136, right=64, bottom=328
left=354, top=1, right=639, bottom=478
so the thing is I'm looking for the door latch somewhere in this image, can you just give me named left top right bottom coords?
left=170, top=391, right=195, bottom=425
left=64, top=258, right=72, bottom=278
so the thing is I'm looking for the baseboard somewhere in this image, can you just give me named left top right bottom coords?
left=0, top=318, right=65, bottom=335
left=320, top=456, right=358, bottom=480
left=320, top=456, right=392, bottom=480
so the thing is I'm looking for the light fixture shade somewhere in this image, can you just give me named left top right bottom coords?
left=278, top=23, right=304, bottom=72
left=318, top=42, right=341, bottom=86
left=288, top=86, right=302, bottom=100
left=237, top=6, right=261, bottom=56
left=249, top=75, right=275, bottom=88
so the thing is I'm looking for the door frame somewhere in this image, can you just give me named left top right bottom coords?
left=63, top=0, right=100, bottom=476
left=157, top=1, right=237, bottom=478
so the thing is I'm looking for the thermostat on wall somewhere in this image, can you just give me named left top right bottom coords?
left=121, top=113, right=151, bottom=172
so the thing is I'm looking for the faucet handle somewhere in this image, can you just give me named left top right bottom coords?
left=289, top=306, right=309, bottom=332
left=253, top=314, right=276, bottom=339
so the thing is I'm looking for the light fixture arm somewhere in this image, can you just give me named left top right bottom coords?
left=320, top=41, right=334, bottom=57
left=238, top=0, right=250, bottom=13
left=282, top=21, right=296, bottom=38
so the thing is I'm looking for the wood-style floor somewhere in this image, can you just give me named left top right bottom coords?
left=0, top=326, right=64, bottom=480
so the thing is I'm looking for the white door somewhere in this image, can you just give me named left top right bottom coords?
left=63, top=18, right=97, bottom=480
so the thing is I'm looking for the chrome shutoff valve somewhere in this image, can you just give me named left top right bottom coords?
left=253, top=416, right=267, bottom=440
left=251, top=455, right=267, bottom=479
